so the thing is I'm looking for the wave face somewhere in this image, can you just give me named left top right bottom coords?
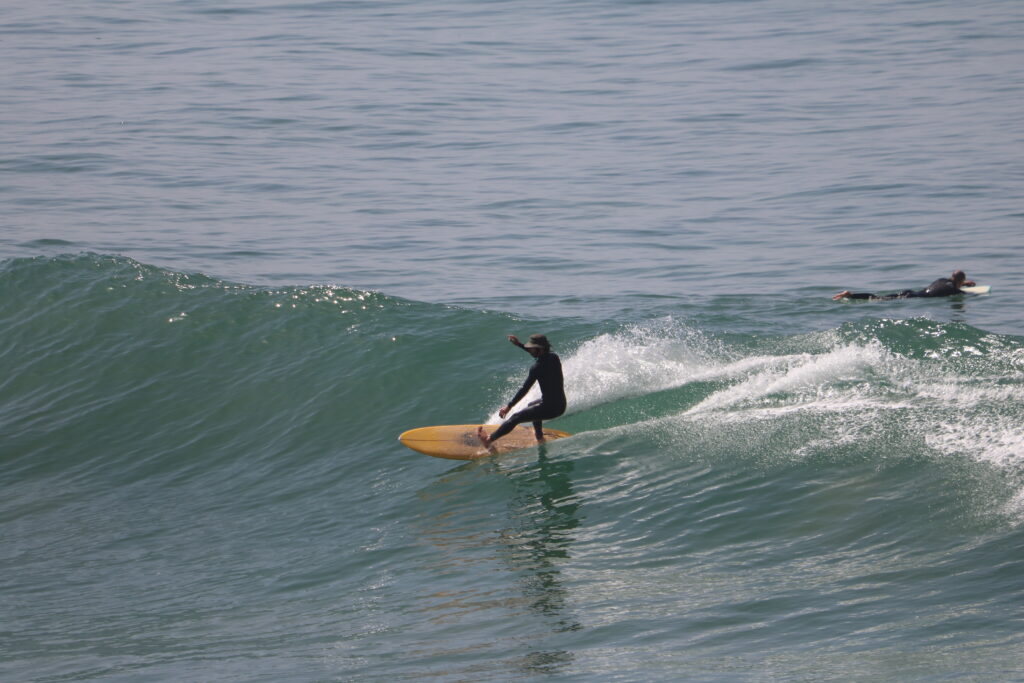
left=4, top=254, right=1024, bottom=680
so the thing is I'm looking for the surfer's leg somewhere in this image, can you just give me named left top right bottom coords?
left=478, top=419, right=527, bottom=449
left=874, top=289, right=916, bottom=300
left=483, top=399, right=563, bottom=446
left=526, top=401, right=565, bottom=441
left=491, top=416, right=527, bottom=441
left=835, top=290, right=879, bottom=300
left=526, top=400, right=546, bottom=441
left=486, top=403, right=545, bottom=444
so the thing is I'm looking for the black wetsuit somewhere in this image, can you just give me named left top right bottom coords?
left=847, top=278, right=964, bottom=300
left=490, top=351, right=566, bottom=441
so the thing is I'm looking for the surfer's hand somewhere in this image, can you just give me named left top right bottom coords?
left=508, top=335, right=521, bottom=347
left=964, top=280, right=976, bottom=287
left=499, top=405, right=510, bottom=418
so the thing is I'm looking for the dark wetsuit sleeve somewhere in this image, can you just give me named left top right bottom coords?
left=507, top=364, right=538, bottom=407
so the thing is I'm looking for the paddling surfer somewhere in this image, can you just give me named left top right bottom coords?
left=832, top=269, right=976, bottom=301
left=478, top=334, right=566, bottom=449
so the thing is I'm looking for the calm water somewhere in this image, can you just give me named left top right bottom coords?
left=3, top=1, right=1024, bottom=681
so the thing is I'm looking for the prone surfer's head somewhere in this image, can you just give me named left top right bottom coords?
left=952, top=269, right=967, bottom=284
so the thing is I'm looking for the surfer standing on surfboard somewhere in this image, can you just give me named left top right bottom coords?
left=832, top=269, right=976, bottom=301
left=478, top=334, right=566, bottom=449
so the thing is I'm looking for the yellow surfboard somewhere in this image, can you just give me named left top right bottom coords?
left=399, top=424, right=572, bottom=460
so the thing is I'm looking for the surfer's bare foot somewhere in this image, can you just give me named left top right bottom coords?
left=476, top=426, right=492, bottom=448
left=832, top=290, right=851, bottom=300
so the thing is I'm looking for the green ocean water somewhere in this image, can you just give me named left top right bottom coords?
left=4, top=0, right=1024, bottom=678
left=4, top=254, right=1024, bottom=680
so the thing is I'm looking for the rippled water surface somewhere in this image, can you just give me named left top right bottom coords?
left=3, top=1, right=1024, bottom=680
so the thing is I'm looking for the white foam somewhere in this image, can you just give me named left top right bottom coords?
left=926, top=416, right=1024, bottom=470
left=684, top=343, right=891, bottom=416
left=915, top=379, right=1024, bottom=406
left=562, top=322, right=720, bottom=411
left=488, top=318, right=722, bottom=421
left=485, top=322, right=1024, bottom=512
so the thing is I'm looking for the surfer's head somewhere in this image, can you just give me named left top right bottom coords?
left=523, top=334, right=551, bottom=355
left=951, top=270, right=967, bottom=284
